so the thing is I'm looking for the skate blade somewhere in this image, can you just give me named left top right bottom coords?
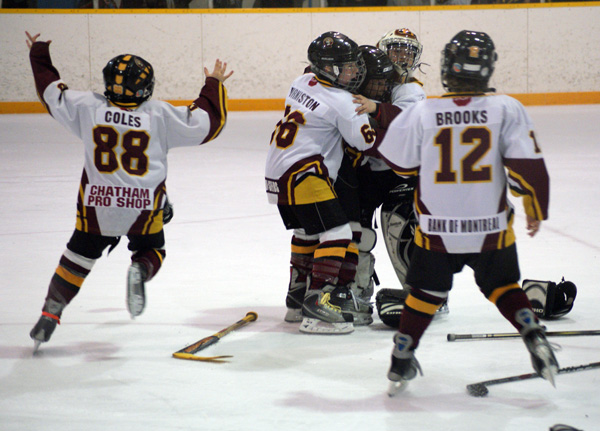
left=299, top=318, right=354, bottom=335
left=127, top=266, right=145, bottom=318
left=284, top=308, right=303, bottom=323
left=541, top=365, right=558, bottom=387
left=352, top=314, right=374, bottom=326
left=536, top=345, right=558, bottom=387
left=127, top=292, right=145, bottom=319
left=32, top=340, right=42, bottom=355
left=387, top=380, right=409, bottom=397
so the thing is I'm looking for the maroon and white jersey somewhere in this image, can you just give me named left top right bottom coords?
left=378, top=93, right=549, bottom=253
left=30, top=42, right=228, bottom=237
left=265, top=73, right=377, bottom=204
left=367, top=80, right=426, bottom=172
left=391, top=80, right=426, bottom=109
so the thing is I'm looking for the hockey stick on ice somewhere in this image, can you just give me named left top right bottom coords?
left=172, top=311, right=258, bottom=362
left=447, top=329, right=600, bottom=342
left=467, top=361, right=600, bottom=397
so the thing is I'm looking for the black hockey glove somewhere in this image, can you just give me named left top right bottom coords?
left=523, top=277, right=577, bottom=319
left=375, top=288, right=409, bottom=328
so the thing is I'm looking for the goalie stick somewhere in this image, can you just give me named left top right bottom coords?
left=467, top=361, right=600, bottom=397
left=447, top=329, right=600, bottom=341
left=172, top=311, right=258, bottom=362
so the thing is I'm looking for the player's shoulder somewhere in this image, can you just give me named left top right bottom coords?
left=392, top=82, right=426, bottom=106
left=135, top=99, right=176, bottom=114
left=289, top=73, right=355, bottom=115
left=58, top=88, right=106, bottom=108
left=485, top=93, right=528, bottom=116
left=293, top=73, right=352, bottom=99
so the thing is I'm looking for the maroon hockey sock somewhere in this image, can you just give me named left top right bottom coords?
left=399, top=289, right=446, bottom=349
left=131, top=249, right=165, bottom=282
left=492, top=284, right=536, bottom=331
left=44, top=253, right=93, bottom=311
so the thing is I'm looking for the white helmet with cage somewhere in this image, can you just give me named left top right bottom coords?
left=376, top=28, right=423, bottom=76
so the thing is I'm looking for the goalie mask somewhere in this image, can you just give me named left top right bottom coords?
left=308, top=31, right=367, bottom=94
left=523, top=278, right=577, bottom=319
left=376, top=28, right=423, bottom=76
left=103, top=54, right=155, bottom=108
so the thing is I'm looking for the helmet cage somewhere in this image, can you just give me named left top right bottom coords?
left=308, top=32, right=367, bottom=94
left=377, top=29, right=423, bottom=74
left=358, top=45, right=394, bottom=102
left=361, top=78, right=393, bottom=103
left=314, top=56, right=367, bottom=94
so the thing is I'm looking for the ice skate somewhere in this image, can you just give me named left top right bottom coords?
left=345, top=290, right=374, bottom=326
left=127, top=262, right=147, bottom=318
left=30, top=299, right=64, bottom=353
left=387, top=333, right=423, bottom=396
left=434, top=298, right=449, bottom=318
left=300, top=285, right=354, bottom=334
left=284, top=267, right=307, bottom=323
left=349, top=283, right=374, bottom=326
left=319, top=284, right=373, bottom=325
left=334, top=283, right=373, bottom=326
left=517, top=308, right=559, bottom=386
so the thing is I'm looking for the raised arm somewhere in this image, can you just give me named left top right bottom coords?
left=26, top=31, right=61, bottom=114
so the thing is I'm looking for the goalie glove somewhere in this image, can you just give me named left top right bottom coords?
left=523, top=277, right=577, bottom=320
left=375, top=288, right=409, bottom=328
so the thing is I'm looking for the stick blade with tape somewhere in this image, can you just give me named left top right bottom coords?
left=172, top=353, right=233, bottom=362
left=172, top=311, right=258, bottom=360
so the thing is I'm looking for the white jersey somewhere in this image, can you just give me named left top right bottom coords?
left=265, top=73, right=377, bottom=204
left=378, top=93, right=549, bottom=254
left=368, top=80, right=426, bottom=172
left=391, top=80, right=426, bottom=109
left=31, top=42, right=228, bottom=237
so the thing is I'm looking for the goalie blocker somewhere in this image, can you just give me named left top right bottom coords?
left=376, top=288, right=409, bottom=328
left=523, top=277, right=577, bottom=319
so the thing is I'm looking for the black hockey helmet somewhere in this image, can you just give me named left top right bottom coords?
left=441, top=30, right=497, bottom=92
left=103, top=54, right=155, bottom=107
left=307, top=31, right=367, bottom=93
left=358, top=45, right=394, bottom=102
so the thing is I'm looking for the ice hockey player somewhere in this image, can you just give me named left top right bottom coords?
left=377, top=30, right=558, bottom=395
left=353, top=30, right=449, bottom=322
left=26, top=31, right=233, bottom=351
left=265, top=31, right=378, bottom=334
left=373, top=28, right=426, bottom=293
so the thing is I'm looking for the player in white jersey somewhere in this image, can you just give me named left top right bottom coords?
left=26, top=31, right=232, bottom=351
left=351, top=31, right=445, bottom=326
left=376, top=28, right=453, bottom=322
left=377, top=30, right=558, bottom=395
left=265, top=31, right=378, bottom=334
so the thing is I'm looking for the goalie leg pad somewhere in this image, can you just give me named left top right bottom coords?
left=380, top=202, right=417, bottom=288
left=354, top=251, right=375, bottom=301
left=358, top=227, right=377, bottom=253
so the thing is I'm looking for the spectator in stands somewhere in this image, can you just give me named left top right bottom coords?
left=254, top=0, right=302, bottom=6
left=328, top=0, right=387, bottom=6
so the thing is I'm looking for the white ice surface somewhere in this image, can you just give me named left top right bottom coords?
left=1, top=106, right=599, bottom=431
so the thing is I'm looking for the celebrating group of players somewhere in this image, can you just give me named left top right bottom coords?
left=26, top=23, right=561, bottom=394
left=265, top=28, right=561, bottom=393
left=266, top=28, right=428, bottom=335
